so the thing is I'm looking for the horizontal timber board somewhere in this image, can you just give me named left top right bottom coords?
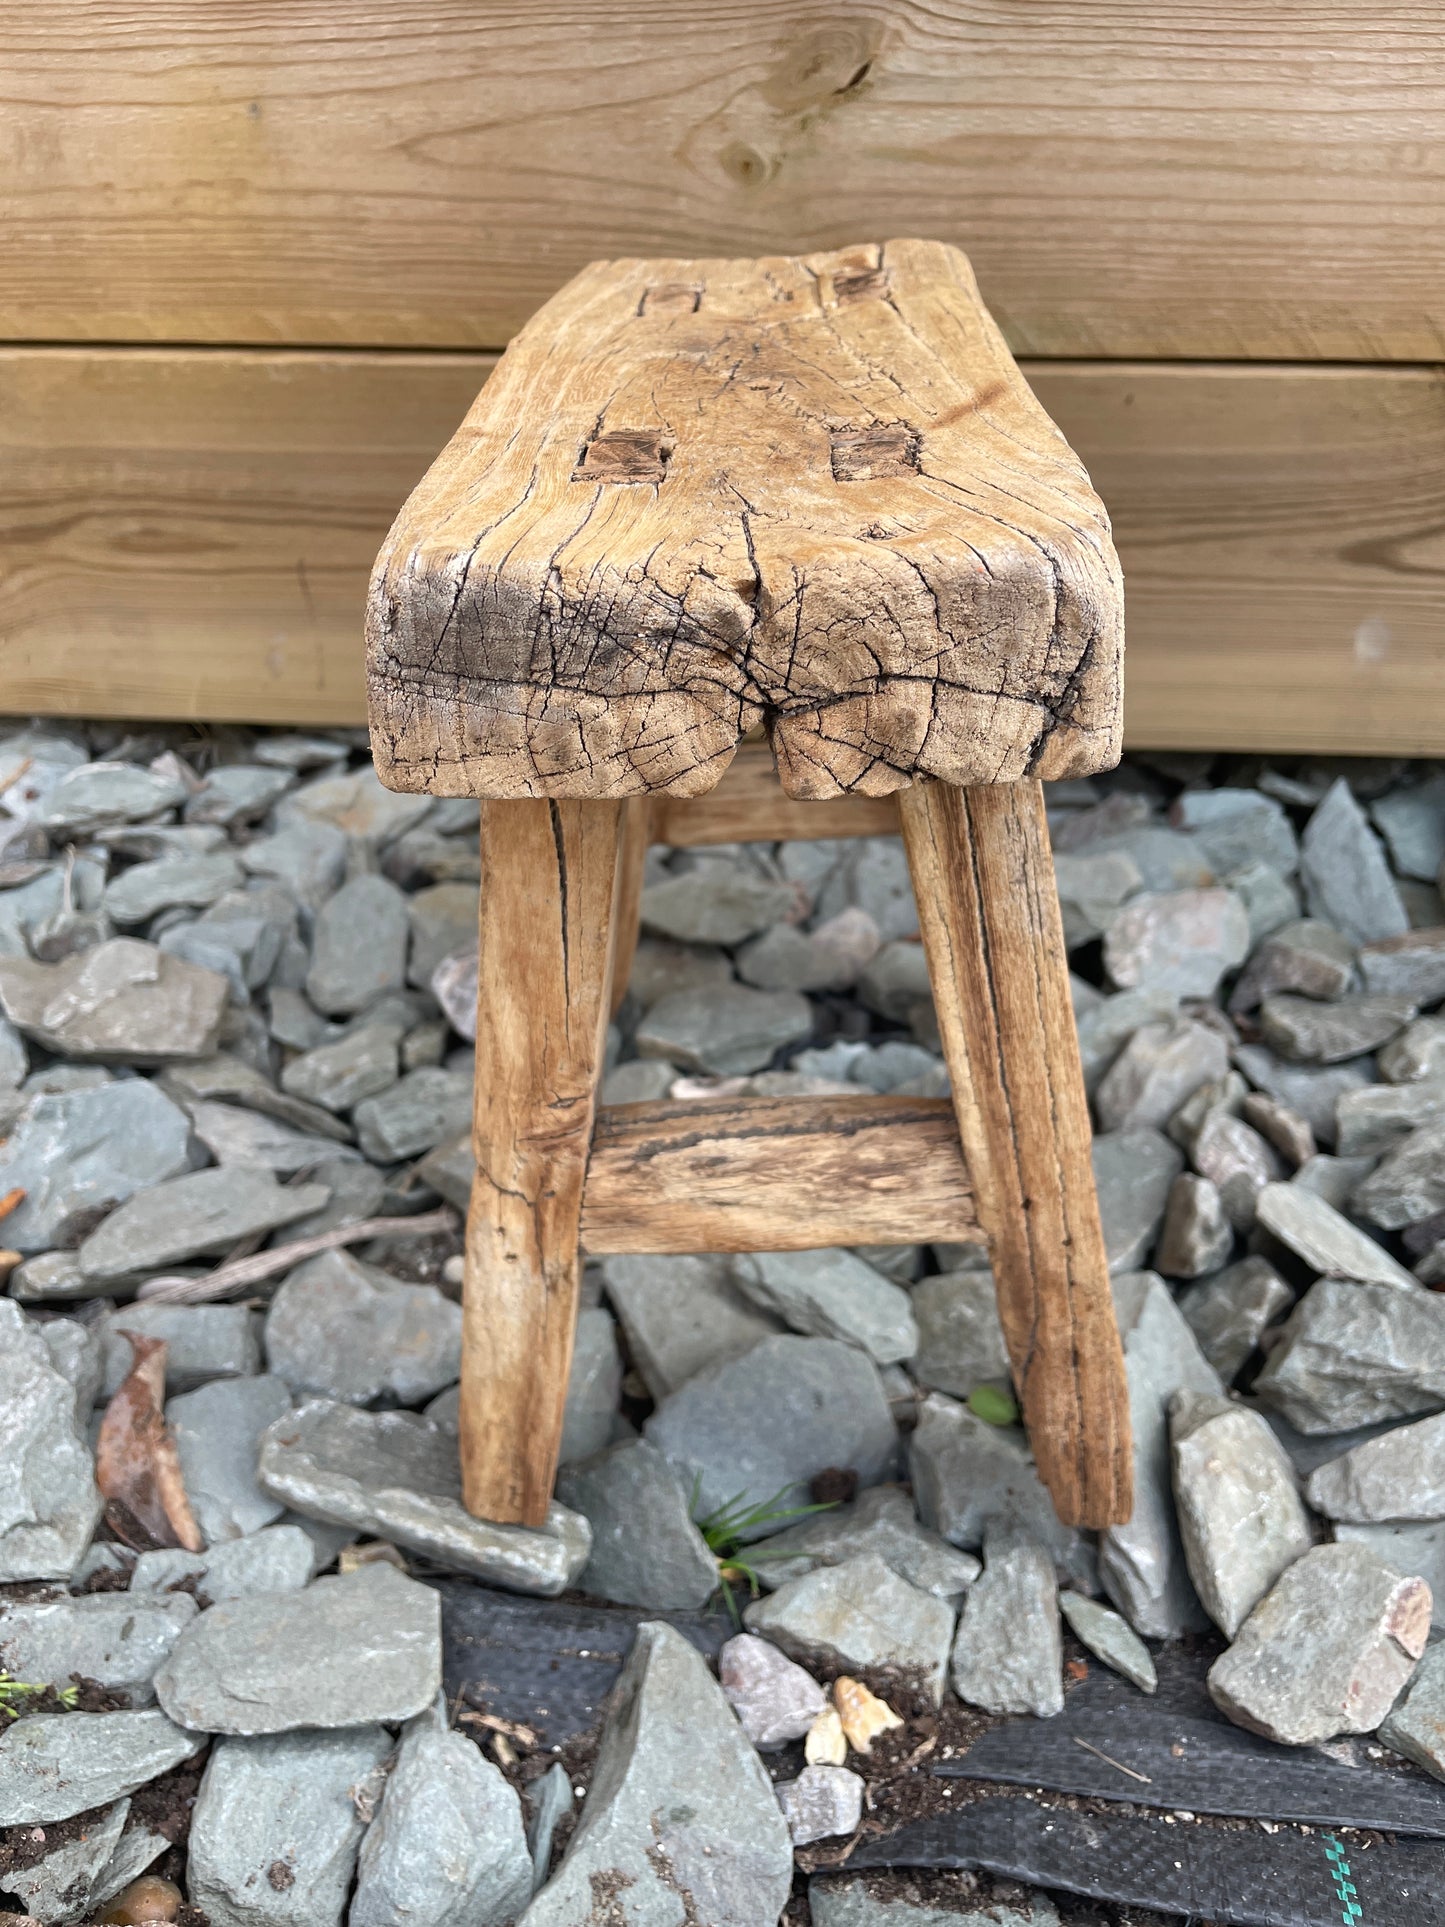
left=4, top=350, right=1445, bottom=758
left=579, top=1095, right=982, bottom=1253
left=4, top=4, right=1444, bottom=360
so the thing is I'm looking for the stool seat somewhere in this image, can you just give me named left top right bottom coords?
left=368, top=239, right=1123, bottom=803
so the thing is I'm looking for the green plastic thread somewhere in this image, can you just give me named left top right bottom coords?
left=1324, top=1834, right=1363, bottom=1927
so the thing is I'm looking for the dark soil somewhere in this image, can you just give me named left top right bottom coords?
left=0, top=1674, right=130, bottom=1734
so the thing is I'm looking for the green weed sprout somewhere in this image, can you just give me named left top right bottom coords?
left=0, top=1671, right=77, bottom=1714
left=691, top=1482, right=838, bottom=1627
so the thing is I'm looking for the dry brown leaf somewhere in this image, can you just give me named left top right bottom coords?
left=0, top=1187, right=25, bottom=1224
left=94, top=1331, right=203, bottom=1552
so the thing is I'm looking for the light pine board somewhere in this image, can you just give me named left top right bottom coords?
left=2, top=4, right=1443, bottom=359
left=4, top=350, right=1445, bottom=756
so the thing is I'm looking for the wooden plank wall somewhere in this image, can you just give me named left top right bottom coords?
left=2, top=4, right=1443, bottom=752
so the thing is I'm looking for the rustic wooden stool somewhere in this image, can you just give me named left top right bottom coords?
left=367, top=239, right=1133, bottom=1537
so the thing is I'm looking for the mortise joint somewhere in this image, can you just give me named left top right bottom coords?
left=831, top=426, right=920, bottom=482
left=640, top=283, right=702, bottom=315
left=573, top=431, right=672, bottom=484
left=832, top=266, right=889, bottom=304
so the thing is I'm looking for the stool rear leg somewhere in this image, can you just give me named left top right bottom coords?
left=463, top=796, right=626, bottom=1526
left=899, top=779, right=1133, bottom=1530
left=608, top=797, right=651, bottom=1022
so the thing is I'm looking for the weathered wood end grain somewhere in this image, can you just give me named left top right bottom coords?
left=580, top=1094, right=982, bottom=1254
left=900, top=779, right=1133, bottom=1530
left=368, top=238, right=1123, bottom=802
left=464, top=796, right=623, bottom=1526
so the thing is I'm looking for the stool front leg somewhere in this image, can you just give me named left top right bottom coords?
left=899, top=779, right=1133, bottom=1530
left=464, top=796, right=626, bottom=1526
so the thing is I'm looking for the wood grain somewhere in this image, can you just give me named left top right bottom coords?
left=367, top=241, right=1123, bottom=802
left=4, top=4, right=1442, bottom=361
left=5, top=351, right=1445, bottom=757
left=464, top=797, right=623, bottom=1526
left=580, top=1095, right=982, bottom=1254
left=899, top=780, right=1131, bottom=1530
left=608, top=797, right=651, bottom=1021
left=653, top=744, right=899, bottom=846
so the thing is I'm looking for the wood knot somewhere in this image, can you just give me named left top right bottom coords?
left=830, top=426, right=919, bottom=482
left=573, top=431, right=671, bottom=484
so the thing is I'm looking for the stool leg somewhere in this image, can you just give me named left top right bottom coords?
left=898, top=779, right=1133, bottom=1530
left=463, top=796, right=626, bottom=1526
left=608, top=798, right=651, bottom=1021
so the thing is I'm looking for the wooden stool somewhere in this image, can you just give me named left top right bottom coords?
left=367, top=239, right=1133, bottom=1536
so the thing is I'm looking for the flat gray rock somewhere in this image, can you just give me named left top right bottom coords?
left=240, top=819, right=348, bottom=909
left=168, top=1373, right=293, bottom=1544
left=0, top=938, right=228, bottom=1063
left=1359, top=927, right=1445, bottom=1003
left=353, top=1065, right=472, bottom=1161
left=718, top=1632, right=827, bottom=1750
left=521, top=1620, right=793, bottom=1927
left=640, top=863, right=799, bottom=946
left=1254, top=1180, right=1416, bottom=1287
left=635, top=982, right=814, bottom=1076
left=1103, top=888, right=1250, bottom=999
left=1051, top=847, right=1144, bottom=948
left=738, top=910, right=879, bottom=994
left=3, top=1791, right=131, bottom=1924
left=0, top=1079, right=192, bottom=1251
left=185, top=762, right=295, bottom=826
left=39, top=1316, right=102, bottom=1420
left=777, top=1764, right=865, bottom=1845
left=185, top=1098, right=360, bottom=1174
left=0, top=1710, right=204, bottom=1826
left=264, top=1249, right=461, bottom=1406
left=811, top=1871, right=1059, bottom=1927
left=280, top=1020, right=402, bottom=1113
left=1074, top=986, right=1180, bottom=1094
left=1371, top=776, right=1445, bottom=882
left=1335, top=1522, right=1445, bottom=1628
left=187, top=1725, right=393, bottom=1927
left=130, top=1524, right=317, bottom=1604
left=1381, top=1016, right=1445, bottom=1083
left=0, top=1300, right=101, bottom=1582
left=559, top=1305, right=623, bottom=1464
left=154, top=1560, right=440, bottom=1735
left=38, top=761, right=188, bottom=834
left=751, top=1483, right=980, bottom=1601
left=103, top=851, right=244, bottom=925
left=1099, top=1272, right=1222, bottom=1640
left=1173, top=787, right=1298, bottom=877
left=1379, top=1640, right=1445, bottom=1782
left=1234, top=1044, right=1376, bottom=1147
left=352, top=1699, right=533, bottom=1927
left=1228, top=917, right=1356, bottom=1013
left=1177, top=1257, right=1294, bottom=1384
left=1208, top=1541, right=1430, bottom=1745
left=1091, top=1127, right=1184, bottom=1272
left=1336, top=1077, right=1445, bottom=1156
left=257, top=1398, right=591, bottom=1595
left=78, top=1166, right=329, bottom=1281
left=1058, top=1592, right=1156, bottom=1694
left=1356, top=1123, right=1445, bottom=1230
left=600, top=1253, right=782, bottom=1400
left=1095, top=1018, right=1229, bottom=1134
left=306, top=873, right=410, bottom=1015
left=1239, top=1089, right=1317, bottom=1167
left=0, top=1591, right=197, bottom=1706
left=1260, top=992, right=1416, bottom=1065
left=524, top=1762, right=573, bottom=1896
left=1306, top=1413, right=1445, bottom=1522
left=1170, top=1390, right=1312, bottom=1638
left=643, top=1334, right=897, bottom=1533
left=745, top=1552, right=955, bottom=1704
left=1300, top=778, right=1408, bottom=945
left=732, top=1247, right=918, bottom=1366
left=159, top=1050, right=351, bottom=1142
left=277, top=762, right=431, bottom=845
left=406, top=880, right=481, bottom=990
left=1190, top=1109, right=1283, bottom=1231
left=908, top=1266, right=1011, bottom=1400
left=1153, top=1173, right=1234, bottom=1279
left=909, top=1394, right=1095, bottom=1592
left=101, top=1301, right=260, bottom=1399
left=950, top=1522, right=1062, bottom=1718
left=558, top=1439, right=717, bottom=1611
left=1256, top=1278, right=1445, bottom=1433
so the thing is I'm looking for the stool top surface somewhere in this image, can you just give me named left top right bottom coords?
left=368, top=239, right=1123, bottom=802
